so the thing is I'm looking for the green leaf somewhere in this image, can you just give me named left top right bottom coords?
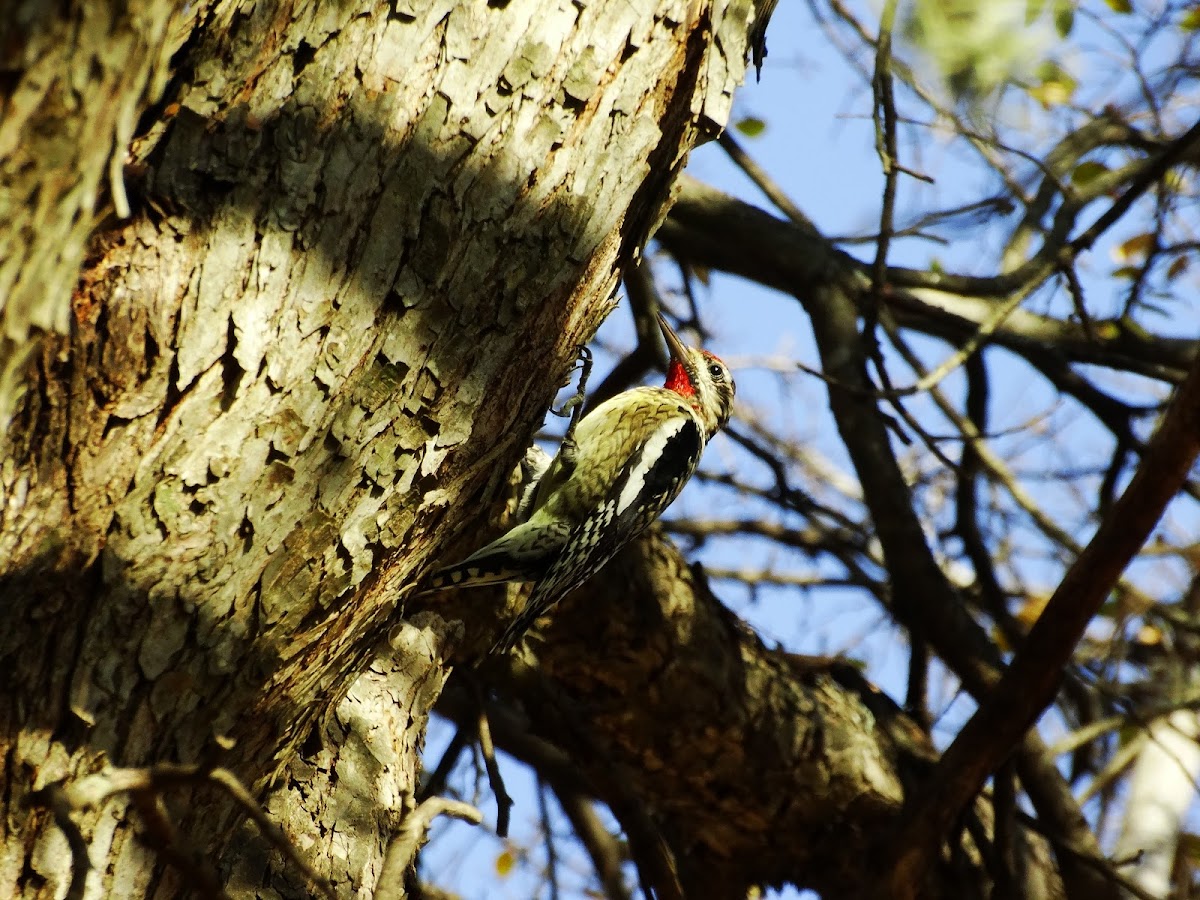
left=734, top=116, right=767, bottom=138
left=1025, top=0, right=1047, bottom=25
left=1053, top=0, right=1075, bottom=36
left=1027, top=78, right=1075, bottom=106
left=1070, top=160, right=1110, bottom=187
left=1182, top=7, right=1200, bottom=29
left=1104, top=0, right=1133, bottom=12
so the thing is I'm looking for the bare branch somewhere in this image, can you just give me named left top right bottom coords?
left=376, top=795, right=484, bottom=900
left=882, top=351, right=1200, bottom=898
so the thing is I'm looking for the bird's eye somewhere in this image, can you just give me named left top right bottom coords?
left=708, top=363, right=724, bottom=380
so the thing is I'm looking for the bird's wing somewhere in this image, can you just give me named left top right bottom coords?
left=492, top=411, right=704, bottom=653
left=424, top=516, right=570, bottom=590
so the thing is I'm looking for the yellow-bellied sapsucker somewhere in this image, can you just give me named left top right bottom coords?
left=426, top=314, right=735, bottom=655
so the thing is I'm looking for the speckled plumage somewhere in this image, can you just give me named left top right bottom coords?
left=427, top=315, right=735, bottom=655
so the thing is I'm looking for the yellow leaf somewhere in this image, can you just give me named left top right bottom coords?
left=1104, top=0, right=1133, bottom=12
left=1182, top=7, right=1200, bottom=30
left=1015, top=594, right=1049, bottom=629
left=1135, top=624, right=1163, bottom=647
left=995, top=594, right=1049, bottom=652
left=1111, top=232, right=1155, bottom=263
left=1164, top=169, right=1190, bottom=192
left=495, top=849, right=516, bottom=877
left=1028, top=61, right=1077, bottom=109
left=1167, top=255, right=1190, bottom=280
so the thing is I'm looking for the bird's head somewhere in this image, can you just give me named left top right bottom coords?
left=658, top=313, right=735, bottom=439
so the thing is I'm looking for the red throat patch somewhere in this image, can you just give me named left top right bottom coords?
left=664, top=359, right=695, bottom=397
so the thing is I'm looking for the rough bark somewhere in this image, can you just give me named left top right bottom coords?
left=0, top=1, right=753, bottom=897
left=0, top=0, right=185, bottom=429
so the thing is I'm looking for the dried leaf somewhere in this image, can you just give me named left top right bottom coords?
left=1111, top=232, right=1155, bottom=263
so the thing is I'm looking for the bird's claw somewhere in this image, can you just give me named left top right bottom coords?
left=551, top=346, right=593, bottom=435
left=551, top=346, right=593, bottom=475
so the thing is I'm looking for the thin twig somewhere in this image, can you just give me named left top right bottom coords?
left=538, top=779, right=561, bottom=900
left=471, top=661, right=685, bottom=900
left=128, top=789, right=229, bottom=900
left=376, top=795, right=484, bottom=900
left=1068, top=115, right=1200, bottom=256
left=797, top=280, right=1037, bottom=403
left=1016, top=809, right=1163, bottom=900
left=717, top=131, right=815, bottom=229
left=1047, top=691, right=1200, bottom=758
left=1075, top=732, right=1147, bottom=806
left=476, top=695, right=513, bottom=838
left=882, top=287, right=1035, bottom=397
left=209, top=767, right=337, bottom=899
left=417, top=727, right=471, bottom=803
left=878, top=312, right=1157, bottom=614
left=870, top=0, right=901, bottom=318
left=550, top=783, right=632, bottom=900
left=41, top=784, right=92, bottom=900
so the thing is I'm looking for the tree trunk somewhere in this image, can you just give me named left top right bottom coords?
left=0, top=1, right=752, bottom=897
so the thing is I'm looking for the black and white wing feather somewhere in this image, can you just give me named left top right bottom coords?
left=493, top=413, right=703, bottom=654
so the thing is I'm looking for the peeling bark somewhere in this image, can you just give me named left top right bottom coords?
left=0, top=0, right=186, bottom=428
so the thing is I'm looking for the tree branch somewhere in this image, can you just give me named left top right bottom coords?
left=880, top=349, right=1200, bottom=899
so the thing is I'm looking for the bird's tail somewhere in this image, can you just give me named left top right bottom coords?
left=423, top=556, right=531, bottom=592
left=488, top=579, right=570, bottom=655
left=422, top=517, right=566, bottom=594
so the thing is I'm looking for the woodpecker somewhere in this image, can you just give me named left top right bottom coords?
left=427, top=314, right=735, bottom=655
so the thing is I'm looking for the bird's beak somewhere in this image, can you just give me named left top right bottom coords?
left=657, top=313, right=689, bottom=364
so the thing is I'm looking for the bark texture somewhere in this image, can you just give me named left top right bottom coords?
left=0, top=1, right=753, bottom=897
left=0, top=0, right=184, bottom=429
